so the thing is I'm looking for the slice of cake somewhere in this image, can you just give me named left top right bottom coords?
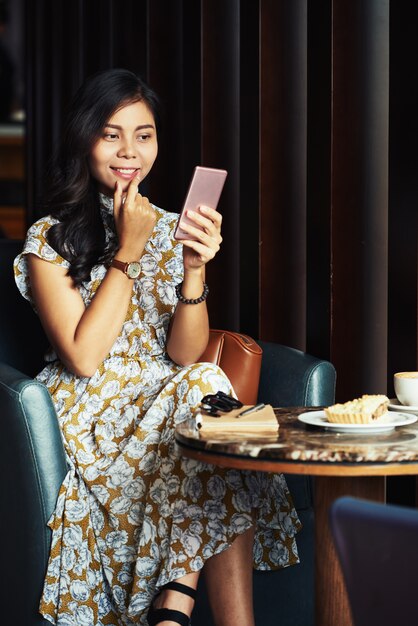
left=324, top=394, right=389, bottom=424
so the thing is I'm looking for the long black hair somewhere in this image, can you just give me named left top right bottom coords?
left=45, top=68, right=160, bottom=285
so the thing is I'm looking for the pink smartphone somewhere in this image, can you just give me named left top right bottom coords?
left=174, top=166, right=228, bottom=241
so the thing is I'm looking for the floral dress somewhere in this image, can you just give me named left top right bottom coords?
left=14, top=195, right=301, bottom=626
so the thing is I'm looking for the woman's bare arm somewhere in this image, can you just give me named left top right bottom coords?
left=28, top=254, right=138, bottom=377
left=166, top=205, right=222, bottom=366
left=29, top=176, right=156, bottom=377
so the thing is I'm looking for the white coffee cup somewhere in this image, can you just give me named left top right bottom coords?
left=394, top=372, right=418, bottom=406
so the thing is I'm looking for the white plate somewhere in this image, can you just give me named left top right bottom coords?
left=388, top=398, right=418, bottom=414
left=298, top=410, right=418, bottom=433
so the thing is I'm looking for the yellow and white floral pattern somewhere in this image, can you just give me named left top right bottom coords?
left=14, top=197, right=301, bottom=626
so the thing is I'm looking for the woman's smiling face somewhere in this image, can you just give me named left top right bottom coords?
left=89, top=99, right=158, bottom=195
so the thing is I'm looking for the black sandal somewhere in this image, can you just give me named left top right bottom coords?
left=147, top=581, right=197, bottom=626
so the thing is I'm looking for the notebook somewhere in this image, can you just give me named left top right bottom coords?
left=195, top=404, right=279, bottom=435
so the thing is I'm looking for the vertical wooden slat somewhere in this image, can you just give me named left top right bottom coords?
left=238, top=0, right=260, bottom=338
left=259, top=0, right=307, bottom=349
left=111, top=0, right=148, bottom=77
left=330, top=0, right=389, bottom=400
left=146, top=0, right=201, bottom=215
left=201, top=0, right=241, bottom=330
left=306, top=0, right=332, bottom=361
left=146, top=0, right=185, bottom=211
left=388, top=2, right=418, bottom=389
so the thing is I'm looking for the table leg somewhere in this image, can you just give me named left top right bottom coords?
left=314, top=476, right=386, bottom=626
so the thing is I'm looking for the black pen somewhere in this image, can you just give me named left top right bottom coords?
left=237, top=403, right=265, bottom=417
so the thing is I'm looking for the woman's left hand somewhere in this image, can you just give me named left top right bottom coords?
left=180, top=206, right=223, bottom=271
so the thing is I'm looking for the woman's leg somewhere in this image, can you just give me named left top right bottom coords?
left=203, top=525, right=256, bottom=626
left=150, top=571, right=200, bottom=625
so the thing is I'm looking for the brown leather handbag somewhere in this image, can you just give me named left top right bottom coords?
left=199, top=329, right=263, bottom=405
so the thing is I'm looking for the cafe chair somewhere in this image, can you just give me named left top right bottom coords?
left=0, top=238, right=336, bottom=626
left=329, top=496, right=418, bottom=626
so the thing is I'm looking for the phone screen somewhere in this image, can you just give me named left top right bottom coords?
left=174, top=166, right=228, bottom=241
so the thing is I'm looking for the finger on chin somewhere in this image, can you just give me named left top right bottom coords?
left=126, top=175, right=141, bottom=205
left=113, top=181, right=123, bottom=216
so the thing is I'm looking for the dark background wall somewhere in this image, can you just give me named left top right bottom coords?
left=23, top=0, right=418, bottom=403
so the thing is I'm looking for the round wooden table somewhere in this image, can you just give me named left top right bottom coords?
left=175, top=407, right=418, bottom=626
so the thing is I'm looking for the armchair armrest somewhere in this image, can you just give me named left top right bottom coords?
left=0, top=361, right=67, bottom=623
left=257, top=341, right=336, bottom=408
left=0, top=361, right=67, bottom=537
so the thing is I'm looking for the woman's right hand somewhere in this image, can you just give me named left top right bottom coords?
left=113, top=175, right=156, bottom=259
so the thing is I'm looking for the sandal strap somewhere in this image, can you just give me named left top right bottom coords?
left=147, top=607, right=190, bottom=626
left=162, top=581, right=197, bottom=600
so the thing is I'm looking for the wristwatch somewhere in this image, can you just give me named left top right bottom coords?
left=111, top=258, right=141, bottom=279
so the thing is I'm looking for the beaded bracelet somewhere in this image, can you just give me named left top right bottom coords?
left=175, top=281, right=209, bottom=304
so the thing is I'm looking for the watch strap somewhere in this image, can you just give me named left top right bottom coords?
left=111, top=259, right=128, bottom=274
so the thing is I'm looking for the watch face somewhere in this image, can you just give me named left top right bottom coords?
left=126, top=261, right=141, bottom=279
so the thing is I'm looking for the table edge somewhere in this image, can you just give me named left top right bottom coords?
left=176, top=441, right=418, bottom=476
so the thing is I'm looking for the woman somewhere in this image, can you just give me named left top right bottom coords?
left=14, top=68, right=301, bottom=626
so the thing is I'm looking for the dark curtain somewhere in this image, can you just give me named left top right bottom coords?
left=24, top=0, right=418, bottom=403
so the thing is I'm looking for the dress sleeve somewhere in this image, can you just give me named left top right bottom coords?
left=13, top=216, right=70, bottom=306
